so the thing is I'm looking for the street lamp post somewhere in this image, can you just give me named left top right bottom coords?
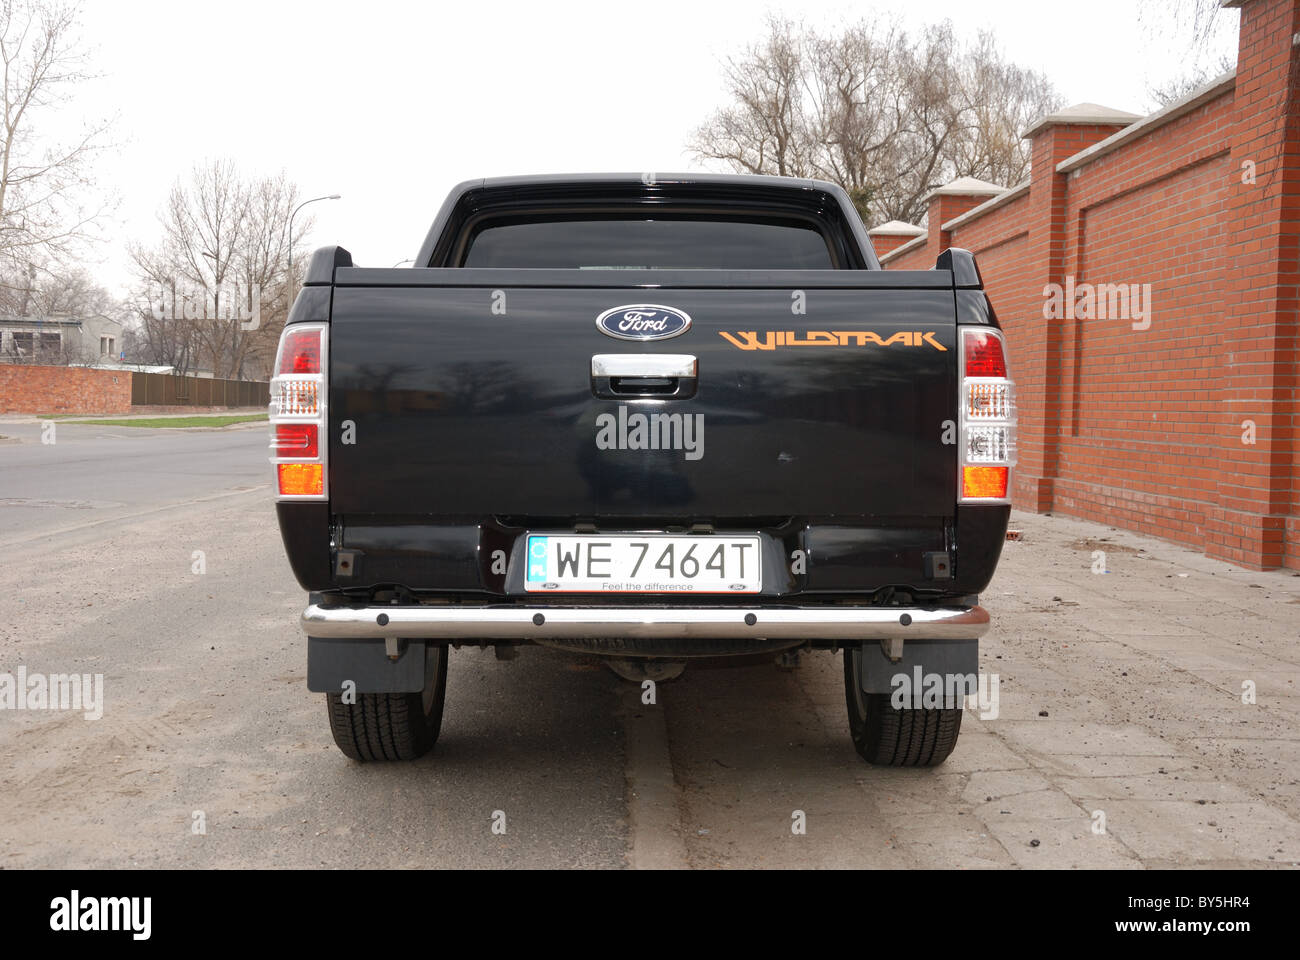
left=287, top=194, right=341, bottom=295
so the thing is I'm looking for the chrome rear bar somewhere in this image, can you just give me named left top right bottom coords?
left=301, top=603, right=989, bottom=641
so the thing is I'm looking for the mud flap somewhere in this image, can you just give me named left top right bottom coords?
left=307, top=637, right=427, bottom=693
left=856, top=638, right=978, bottom=706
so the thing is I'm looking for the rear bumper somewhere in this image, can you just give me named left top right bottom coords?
left=300, top=603, right=990, bottom=642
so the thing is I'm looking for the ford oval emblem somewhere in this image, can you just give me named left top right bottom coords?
left=595, top=304, right=692, bottom=342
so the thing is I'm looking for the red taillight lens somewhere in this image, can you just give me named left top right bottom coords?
left=278, top=327, right=322, bottom=375
left=278, top=463, right=323, bottom=497
left=962, top=466, right=1009, bottom=499
left=274, top=423, right=318, bottom=459
left=963, top=329, right=1007, bottom=378
left=959, top=324, right=1015, bottom=504
left=270, top=322, right=327, bottom=500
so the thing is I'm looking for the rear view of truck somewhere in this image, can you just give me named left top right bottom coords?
left=269, top=173, right=1015, bottom=766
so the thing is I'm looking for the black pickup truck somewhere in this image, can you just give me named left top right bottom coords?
left=270, top=173, right=1015, bottom=766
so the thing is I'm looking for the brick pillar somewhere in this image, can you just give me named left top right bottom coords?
left=921, top=179, right=1005, bottom=259
left=1015, top=108, right=1140, bottom=513
left=1213, top=0, right=1300, bottom=569
left=867, top=221, right=925, bottom=260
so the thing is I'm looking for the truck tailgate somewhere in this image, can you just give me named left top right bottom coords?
left=327, top=270, right=959, bottom=519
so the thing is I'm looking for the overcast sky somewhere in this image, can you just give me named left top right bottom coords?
left=60, top=0, right=1237, bottom=297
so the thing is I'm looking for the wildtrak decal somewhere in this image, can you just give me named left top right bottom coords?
left=718, top=330, right=948, bottom=351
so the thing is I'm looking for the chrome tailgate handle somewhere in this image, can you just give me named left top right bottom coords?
left=591, top=354, right=697, bottom=378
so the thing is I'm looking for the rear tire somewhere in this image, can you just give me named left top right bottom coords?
left=325, top=643, right=449, bottom=761
left=843, top=647, right=962, bottom=766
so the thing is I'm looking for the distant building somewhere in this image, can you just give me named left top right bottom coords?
left=0, top=315, right=126, bottom=365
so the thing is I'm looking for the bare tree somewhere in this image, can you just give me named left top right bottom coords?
left=228, top=172, right=298, bottom=378
left=946, top=31, right=1058, bottom=187
left=127, top=302, right=198, bottom=376
left=690, top=16, right=1060, bottom=226
left=1148, top=54, right=1235, bottom=108
left=804, top=20, right=911, bottom=216
left=0, top=0, right=112, bottom=266
left=1139, top=0, right=1238, bottom=109
left=858, top=22, right=969, bottom=224
left=128, top=160, right=308, bottom=380
left=1139, top=0, right=1232, bottom=56
left=688, top=18, right=815, bottom=178
left=0, top=259, right=117, bottom=316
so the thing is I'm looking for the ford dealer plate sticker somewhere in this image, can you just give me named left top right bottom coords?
left=525, top=535, right=761, bottom=593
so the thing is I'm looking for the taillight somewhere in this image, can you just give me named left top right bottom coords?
left=963, top=329, right=1007, bottom=378
left=271, top=423, right=318, bottom=458
left=278, top=326, right=322, bottom=375
left=270, top=323, right=327, bottom=500
left=959, top=326, right=1016, bottom=503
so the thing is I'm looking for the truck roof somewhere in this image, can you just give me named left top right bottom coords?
left=414, top=172, right=878, bottom=270
left=466, top=171, right=848, bottom=193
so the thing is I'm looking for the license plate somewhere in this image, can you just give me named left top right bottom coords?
left=525, top=535, right=761, bottom=593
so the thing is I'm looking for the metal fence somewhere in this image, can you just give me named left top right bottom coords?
left=130, top=372, right=269, bottom=408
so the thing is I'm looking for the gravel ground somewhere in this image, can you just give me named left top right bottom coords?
left=0, top=424, right=1295, bottom=868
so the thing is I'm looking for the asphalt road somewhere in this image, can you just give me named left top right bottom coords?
left=0, top=418, right=269, bottom=542
left=0, top=418, right=1297, bottom=868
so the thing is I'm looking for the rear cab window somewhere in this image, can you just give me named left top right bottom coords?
left=460, top=216, right=838, bottom=270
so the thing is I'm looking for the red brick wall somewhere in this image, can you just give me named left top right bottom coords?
left=1054, top=147, right=1233, bottom=553
left=876, top=0, right=1300, bottom=570
left=927, top=191, right=1002, bottom=254
left=885, top=240, right=931, bottom=270
left=0, top=365, right=132, bottom=415
left=869, top=233, right=918, bottom=258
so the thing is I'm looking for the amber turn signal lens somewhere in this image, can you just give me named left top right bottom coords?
left=278, top=462, right=323, bottom=496
left=962, top=465, right=1008, bottom=499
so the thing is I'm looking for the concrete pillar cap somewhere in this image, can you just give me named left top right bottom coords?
left=920, top=177, right=1006, bottom=204
left=1021, top=102, right=1142, bottom=139
left=867, top=220, right=926, bottom=236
